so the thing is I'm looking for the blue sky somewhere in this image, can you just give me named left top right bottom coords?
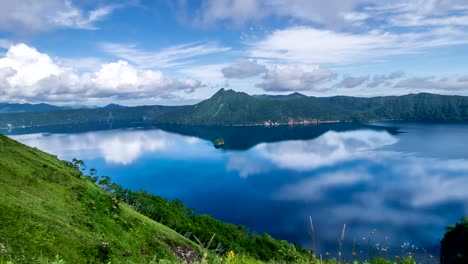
left=0, top=0, right=468, bottom=105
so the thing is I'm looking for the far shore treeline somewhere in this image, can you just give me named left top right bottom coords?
left=1, top=89, right=468, bottom=129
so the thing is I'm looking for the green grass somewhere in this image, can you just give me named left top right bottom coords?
left=0, top=134, right=200, bottom=263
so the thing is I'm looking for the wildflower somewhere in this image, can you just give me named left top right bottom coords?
left=227, top=250, right=235, bottom=261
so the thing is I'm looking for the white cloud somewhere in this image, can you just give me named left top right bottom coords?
left=0, top=0, right=117, bottom=33
left=369, top=0, right=468, bottom=28
left=227, top=130, right=398, bottom=176
left=248, top=26, right=468, bottom=65
left=100, top=42, right=231, bottom=69
left=394, top=76, right=468, bottom=92
left=256, top=64, right=336, bottom=92
left=277, top=171, right=371, bottom=201
left=49, top=1, right=117, bottom=30
left=11, top=129, right=204, bottom=165
left=183, top=0, right=360, bottom=28
left=0, top=43, right=203, bottom=103
left=0, top=44, right=62, bottom=87
left=193, top=0, right=265, bottom=27
left=367, top=72, right=405, bottom=88
left=180, top=63, right=229, bottom=81
left=221, top=59, right=267, bottom=79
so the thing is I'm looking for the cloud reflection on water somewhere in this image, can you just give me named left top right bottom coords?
left=11, top=129, right=203, bottom=165
left=9, top=125, right=468, bottom=256
left=227, top=129, right=398, bottom=177
left=224, top=127, right=468, bottom=250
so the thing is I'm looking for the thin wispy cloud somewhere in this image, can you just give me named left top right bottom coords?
left=51, top=2, right=118, bottom=30
left=100, top=42, right=231, bottom=69
left=0, top=0, right=120, bottom=33
left=247, top=26, right=468, bottom=65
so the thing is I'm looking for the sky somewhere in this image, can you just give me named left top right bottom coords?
left=0, top=0, right=468, bottom=106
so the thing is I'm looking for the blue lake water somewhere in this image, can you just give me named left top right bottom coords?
left=6, top=122, right=468, bottom=260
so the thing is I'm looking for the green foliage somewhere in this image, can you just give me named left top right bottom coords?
left=98, top=177, right=308, bottom=262
left=1, top=89, right=468, bottom=129
left=440, top=217, right=468, bottom=263
left=0, top=103, right=64, bottom=114
left=152, top=90, right=468, bottom=125
left=0, top=105, right=172, bottom=129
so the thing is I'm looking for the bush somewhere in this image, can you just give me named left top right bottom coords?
left=440, top=217, right=468, bottom=264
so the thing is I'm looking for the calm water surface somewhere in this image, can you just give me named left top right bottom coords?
left=6, top=122, right=468, bottom=259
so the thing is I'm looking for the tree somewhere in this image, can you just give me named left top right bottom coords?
left=441, top=217, right=468, bottom=264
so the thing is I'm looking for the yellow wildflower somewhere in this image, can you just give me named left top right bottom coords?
left=227, top=250, right=235, bottom=261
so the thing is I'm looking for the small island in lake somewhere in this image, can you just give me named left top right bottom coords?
left=213, top=138, right=225, bottom=148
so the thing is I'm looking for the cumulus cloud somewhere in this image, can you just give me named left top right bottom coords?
left=255, top=65, right=336, bottom=92
left=0, top=0, right=118, bottom=33
left=335, top=75, right=369, bottom=88
left=221, top=59, right=267, bottom=79
left=0, top=43, right=203, bottom=103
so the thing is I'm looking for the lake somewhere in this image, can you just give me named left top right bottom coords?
left=5, top=122, right=468, bottom=261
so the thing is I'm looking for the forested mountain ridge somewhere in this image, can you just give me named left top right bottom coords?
left=0, top=89, right=467, bottom=129
left=153, top=89, right=468, bottom=125
left=0, top=103, right=66, bottom=114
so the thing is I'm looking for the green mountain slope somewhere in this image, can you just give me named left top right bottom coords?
left=153, top=89, right=352, bottom=125
left=0, top=103, right=65, bottom=114
left=154, top=89, right=468, bottom=125
left=0, top=134, right=200, bottom=263
left=0, top=105, right=176, bottom=129
left=1, top=89, right=468, bottom=129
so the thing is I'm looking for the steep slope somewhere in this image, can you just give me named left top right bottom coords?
left=154, top=88, right=351, bottom=125
left=0, top=134, right=200, bottom=263
left=154, top=90, right=468, bottom=125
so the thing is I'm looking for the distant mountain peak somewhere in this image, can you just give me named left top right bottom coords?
left=211, top=88, right=246, bottom=98
left=253, top=92, right=308, bottom=100
left=289, top=92, right=307, bottom=97
left=103, top=103, right=126, bottom=109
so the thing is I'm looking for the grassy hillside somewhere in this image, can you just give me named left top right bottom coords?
left=0, top=134, right=201, bottom=263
